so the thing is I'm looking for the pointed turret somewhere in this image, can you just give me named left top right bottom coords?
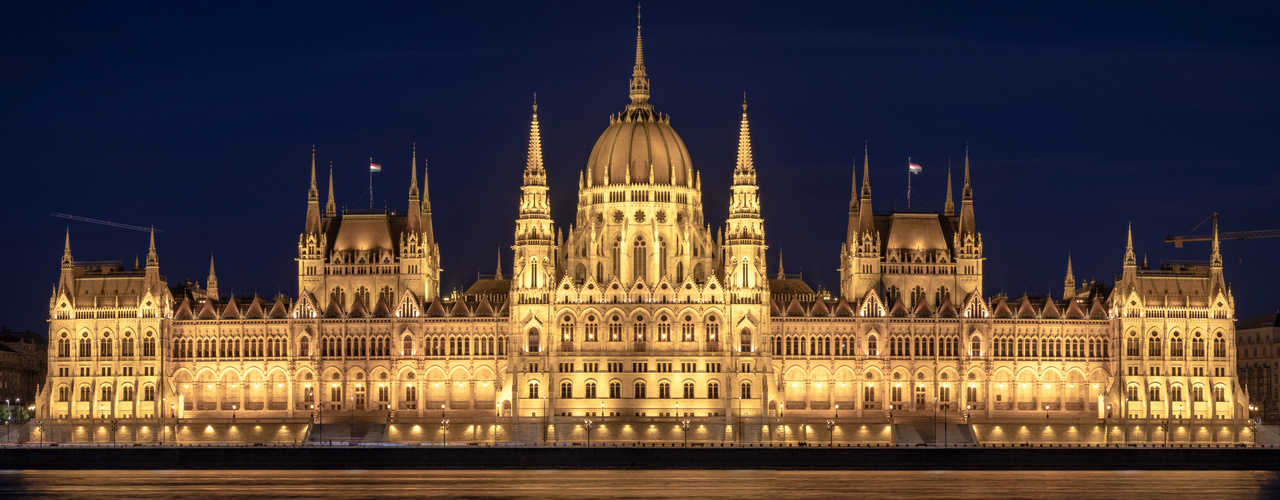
left=495, top=251, right=504, bottom=280
left=1124, top=222, right=1136, bottom=267
left=1063, top=254, right=1075, bottom=300
left=207, top=254, right=220, bottom=301
left=325, top=162, right=336, bottom=217
left=724, top=98, right=768, bottom=305
left=777, top=253, right=785, bottom=279
left=846, top=160, right=859, bottom=248
left=629, top=6, right=650, bottom=106
left=422, top=158, right=435, bottom=247
left=857, top=143, right=875, bottom=237
left=958, top=144, right=976, bottom=238
left=144, top=228, right=161, bottom=291
left=1209, top=212, right=1227, bottom=296
left=407, top=145, right=422, bottom=235
left=61, top=228, right=73, bottom=268
left=944, top=163, right=955, bottom=217
left=304, top=146, right=322, bottom=236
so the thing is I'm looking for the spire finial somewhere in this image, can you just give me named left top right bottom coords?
left=777, top=253, right=785, bottom=279
left=308, top=145, right=318, bottom=202
left=210, top=254, right=216, bottom=276
left=1124, top=222, right=1136, bottom=266
left=422, top=158, right=431, bottom=212
left=735, top=98, right=754, bottom=173
left=526, top=97, right=544, bottom=174
left=61, top=227, right=72, bottom=266
left=409, top=143, right=420, bottom=199
left=742, top=91, right=747, bottom=112
left=944, top=160, right=955, bottom=216
left=326, top=161, right=336, bottom=216
left=495, top=250, right=503, bottom=280
left=1066, top=253, right=1073, bottom=278
left=962, top=142, right=972, bottom=200
left=628, top=3, right=651, bottom=104
left=861, top=141, right=871, bottom=198
left=146, top=226, right=158, bottom=266
left=1211, top=212, right=1222, bottom=267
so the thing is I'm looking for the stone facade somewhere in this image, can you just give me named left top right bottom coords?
left=35, top=21, right=1249, bottom=437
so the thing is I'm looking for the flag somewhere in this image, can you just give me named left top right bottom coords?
left=370, top=161, right=382, bottom=172
left=908, top=160, right=922, bottom=174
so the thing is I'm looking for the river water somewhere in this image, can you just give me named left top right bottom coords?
left=1, top=470, right=1276, bottom=499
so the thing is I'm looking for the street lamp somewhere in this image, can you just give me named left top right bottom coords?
left=232, top=404, right=237, bottom=424
left=440, top=419, right=450, bottom=446
left=584, top=419, right=593, bottom=446
left=826, top=419, right=835, bottom=446
left=680, top=419, right=691, bottom=446
left=940, top=403, right=950, bottom=446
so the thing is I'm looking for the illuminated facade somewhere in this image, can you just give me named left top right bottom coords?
left=36, top=21, right=1250, bottom=438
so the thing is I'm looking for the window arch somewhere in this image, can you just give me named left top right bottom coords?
left=634, top=380, right=647, bottom=399
left=560, top=381, right=573, bottom=399
left=633, top=235, right=647, bottom=281
left=705, top=316, right=720, bottom=342
left=1170, top=385, right=1184, bottom=402
left=659, top=236, right=668, bottom=278
left=970, top=334, right=981, bottom=357
left=682, top=315, right=695, bottom=342
left=561, top=315, right=575, bottom=342
left=528, top=381, right=540, bottom=399
left=740, top=328, right=752, bottom=353
left=683, top=381, right=695, bottom=399
left=1213, top=333, right=1226, bottom=358
left=867, top=334, right=878, bottom=356
left=100, top=384, right=114, bottom=401
left=740, top=381, right=752, bottom=399
left=121, top=385, right=135, bottom=402
left=78, top=333, right=92, bottom=357
left=658, top=381, right=671, bottom=399
left=608, top=315, right=623, bottom=341
left=585, top=381, right=597, bottom=399
left=1170, top=332, right=1184, bottom=357
left=1148, top=332, right=1162, bottom=357
left=528, top=328, right=540, bottom=353
left=657, top=315, right=671, bottom=341
left=1148, top=384, right=1162, bottom=402
left=299, top=335, right=311, bottom=357
left=633, top=315, right=647, bottom=342
left=99, top=333, right=113, bottom=358
left=401, top=334, right=414, bottom=356
left=707, top=381, right=720, bottom=399
left=584, top=315, right=599, bottom=342
left=1125, top=384, right=1140, bottom=402
left=1192, top=384, right=1205, bottom=402
left=58, top=335, right=70, bottom=358
left=609, top=380, right=622, bottom=399
left=611, top=236, right=621, bottom=278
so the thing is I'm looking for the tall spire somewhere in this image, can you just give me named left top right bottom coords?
left=777, top=253, right=785, bottom=279
left=308, top=145, right=318, bottom=202
left=61, top=228, right=73, bottom=268
left=1124, top=222, right=1136, bottom=267
left=861, top=142, right=872, bottom=199
left=845, top=159, right=859, bottom=250
left=526, top=95, right=545, bottom=176
left=629, top=3, right=650, bottom=105
left=735, top=94, right=754, bottom=173
left=407, top=146, right=422, bottom=235
left=495, top=250, right=503, bottom=280
left=207, top=254, right=219, bottom=301
left=409, top=144, right=420, bottom=201
left=857, top=142, right=876, bottom=239
left=962, top=143, right=972, bottom=201
left=146, top=227, right=158, bottom=266
left=1063, top=254, right=1076, bottom=300
left=1210, top=212, right=1223, bottom=267
left=422, top=158, right=432, bottom=213
left=944, top=162, right=955, bottom=217
left=325, top=162, right=336, bottom=216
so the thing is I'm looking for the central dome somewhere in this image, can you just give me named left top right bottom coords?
left=586, top=115, right=691, bottom=187
left=585, top=17, right=692, bottom=188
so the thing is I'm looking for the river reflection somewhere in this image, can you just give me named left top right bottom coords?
left=1, top=470, right=1277, bottom=499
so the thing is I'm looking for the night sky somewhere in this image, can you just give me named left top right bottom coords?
left=3, top=2, right=1278, bottom=334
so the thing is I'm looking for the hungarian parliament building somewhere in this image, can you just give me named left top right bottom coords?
left=37, top=21, right=1249, bottom=437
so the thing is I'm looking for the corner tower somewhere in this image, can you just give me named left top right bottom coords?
left=511, top=99, right=557, bottom=353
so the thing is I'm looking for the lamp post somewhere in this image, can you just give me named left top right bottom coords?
left=680, top=419, right=691, bottom=446
left=232, top=404, right=237, bottom=424
left=584, top=419, right=593, bottom=446
left=98, top=404, right=104, bottom=445
left=36, top=420, right=44, bottom=446
left=940, top=403, right=950, bottom=447
left=169, top=404, right=176, bottom=445
left=440, top=418, right=450, bottom=446
left=1160, top=418, right=1170, bottom=447
left=826, top=419, right=835, bottom=446
left=110, top=417, right=118, bottom=446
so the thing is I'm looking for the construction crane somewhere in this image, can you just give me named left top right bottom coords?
left=1166, top=213, right=1279, bottom=248
left=50, top=213, right=162, bottom=233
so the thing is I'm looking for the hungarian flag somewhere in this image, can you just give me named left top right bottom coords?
left=369, top=160, right=382, bottom=172
left=908, top=159, right=922, bottom=174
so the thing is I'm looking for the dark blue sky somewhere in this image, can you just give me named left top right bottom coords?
left=3, top=2, right=1278, bottom=333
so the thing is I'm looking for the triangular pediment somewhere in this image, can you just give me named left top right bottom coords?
left=175, top=297, right=194, bottom=320
left=786, top=298, right=805, bottom=316
left=474, top=297, right=494, bottom=317
left=497, top=299, right=510, bottom=316
left=810, top=299, right=830, bottom=317
left=1064, top=298, right=1086, bottom=319
left=323, top=299, right=344, bottom=318
left=244, top=296, right=265, bottom=319
left=770, top=299, right=782, bottom=316
left=426, top=298, right=446, bottom=317
left=372, top=296, right=391, bottom=317
left=993, top=297, right=1013, bottom=318
left=938, top=295, right=957, bottom=318
left=913, top=298, right=933, bottom=317
left=348, top=296, right=369, bottom=318
left=1016, top=297, right=1036, bottom=319
left=889, top=297, right=909, bottom=317
left=834, top=297, right=855, bottom=317
left=197, top=299, right=218, bottom=320
left=1088, top=299, right=1108, bottom=319
left=268, top=297, right=289, bottom=319
left=450, top=299, right=470, bottom=317
left=1041, top=295, right=1060, bottom=319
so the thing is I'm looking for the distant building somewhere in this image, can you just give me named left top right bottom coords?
left=0, top=328, right=47, bottom=407
left=34, top=19, right=1250, bottom=436
left=1237, top=313, right=1279, bottom=421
